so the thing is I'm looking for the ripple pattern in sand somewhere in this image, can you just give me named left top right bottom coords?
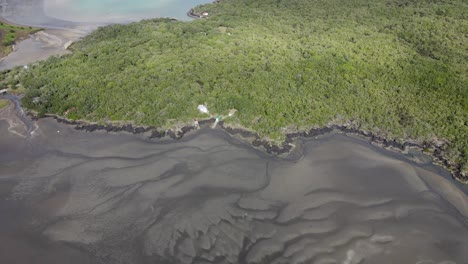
left=3, top=120, right=468, bottom=264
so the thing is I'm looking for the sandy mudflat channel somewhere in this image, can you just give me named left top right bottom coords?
left=0, top=0, right=94, bottom=71
left=0, top=0, right=212, bottom=71
left=0, top=102, right=467, bottom=264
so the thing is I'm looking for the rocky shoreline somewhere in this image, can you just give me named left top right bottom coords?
left=187, top=0, right=223, bottom=19
left=186, top=9, right=202, bottom=19
left=28, top=112, right=466, bottom=184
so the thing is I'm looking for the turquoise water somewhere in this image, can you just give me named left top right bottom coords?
left=44, top=0, right=211, bottom=22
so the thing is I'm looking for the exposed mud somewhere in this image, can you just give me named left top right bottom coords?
left=0, top=28, right=89, bottom=71
left=0, top=0, right=97, bottom=71
left=0, top=108, right=467, bottom=264
left=30, top=111, right=466, bottom=183
left=0, top=94, right=37, bottom=138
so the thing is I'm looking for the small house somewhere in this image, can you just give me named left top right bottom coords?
left=201, top=12, right=209, bottom=17
left=0, top=89, right=7, bottom=95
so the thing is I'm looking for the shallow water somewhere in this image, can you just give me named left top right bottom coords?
left=0, top=0, right=91, bottom=71
left=44, top=0, right=212, bottom=22
left=0, top=104, right=467, bottom=264
left=0, top=0, right=209, bottom=71
left=0, top=37, right=53, bottom=72
left=0, top=28, right=88, bottom=71
left=1, top=0, right=209, bottom=27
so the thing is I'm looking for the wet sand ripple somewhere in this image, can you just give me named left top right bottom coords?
left=0, top=117, right=466, bottom=264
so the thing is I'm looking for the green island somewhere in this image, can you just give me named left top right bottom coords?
left=0, top=0, right=467, bottom=178
left=0, top=21, right=41, bottom=58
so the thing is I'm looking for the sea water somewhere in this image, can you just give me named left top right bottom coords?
left=43, top=0, right=212, bottom=23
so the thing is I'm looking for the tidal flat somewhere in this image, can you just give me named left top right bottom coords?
left=0, top=0, right=89, bottom=71
left=0, top=0, right=211, bottom=71
left=0, top=105, right=467, bottom=264
left=1, top=1, right=467, bottom=262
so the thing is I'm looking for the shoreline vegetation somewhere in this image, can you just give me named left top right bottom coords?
left=0, top=98, right=10, bottom=109
left=27, top=111, right=466, bottom=184
left=0, top=18, right=42, bottom=58
left=0, top=0, right=467, bottom=183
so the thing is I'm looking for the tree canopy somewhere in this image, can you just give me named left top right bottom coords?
left=1, top=0, right=467, bottom=175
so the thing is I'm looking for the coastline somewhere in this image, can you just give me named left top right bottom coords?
left=1, top=0, right=465, bottom=184
left=1, top=1, right=467, bottom=263
left=0, top=0, right=208, bottom=70
left=25, top=110, right=467, bottom=184
left=0, top=0, right=79, bottom=29
left=0, top=15, right=27, bottom=27
left=0, top=0, right=101, bottom=71
left=3, top=105, right=468, bottom=263
left=187, top=9, right=201, bottom=19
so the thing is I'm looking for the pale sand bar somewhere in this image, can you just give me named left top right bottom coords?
left=0, top=0, right=96, bottom=71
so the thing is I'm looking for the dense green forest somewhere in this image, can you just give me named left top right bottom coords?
left=1, top=0, right=467, bottom=175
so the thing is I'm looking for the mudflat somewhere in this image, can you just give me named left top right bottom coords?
left=0, top=0, right=209, bottom=70
left=0, top=0, right=91, bottom=71
left=0, top=104, right=467, bottom=263
left=0, top=28, right=86, bottom=71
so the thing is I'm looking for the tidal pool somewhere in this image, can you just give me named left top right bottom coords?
left=44, top=0, right=212, bottom=22
left=0, top=102, right=467, bottom=264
